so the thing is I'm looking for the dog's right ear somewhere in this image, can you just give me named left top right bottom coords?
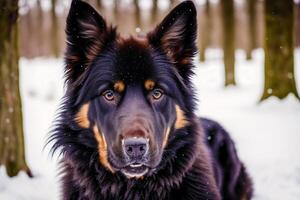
left=147, top=1, right=197, bottom=81
left=65, top=0, right=115, bottom=84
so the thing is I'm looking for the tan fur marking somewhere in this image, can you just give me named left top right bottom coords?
left=114, top=81, right=125, bottom=93
left=175, top=105, right=189, bottom=129
left=144, top=80, right=155, bottom=90
left=162, top=127, right=171, bottom=149
left=75, top=103, right=90, bottom=128
left=93, top=125, right=114, bottom=173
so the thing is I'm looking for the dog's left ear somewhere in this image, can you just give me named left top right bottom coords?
left=65, top=0, right=116, bottom=84
left=148, top=1, right=197, bottom=78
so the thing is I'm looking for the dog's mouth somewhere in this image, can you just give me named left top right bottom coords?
left=121, top=163, right=149, bottom=178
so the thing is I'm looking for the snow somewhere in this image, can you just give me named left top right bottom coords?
left=193, top=49, right=300, bottom=200
left=1, top=49, right=300, bottom=199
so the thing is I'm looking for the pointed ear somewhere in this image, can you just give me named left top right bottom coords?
left=147, top=1, right=197, bottom=78
left=65, top=0, right=115, bottom=83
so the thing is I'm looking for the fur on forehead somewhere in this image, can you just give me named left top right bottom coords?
left=113, top=38, right=157, bottom=84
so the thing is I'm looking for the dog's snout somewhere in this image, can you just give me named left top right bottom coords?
left=123, top=129, right=148, bottom=138
left=122, top=138, right=149, bottom=159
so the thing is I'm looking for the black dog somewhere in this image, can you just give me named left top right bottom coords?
left=49, top=0, right=253, bottom=199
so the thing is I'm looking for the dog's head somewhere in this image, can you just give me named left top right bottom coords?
left=62, top=0, right=197, bottom=178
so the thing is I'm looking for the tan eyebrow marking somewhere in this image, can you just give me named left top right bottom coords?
left=93, top=125, right=114, bottom=173
left=75, top=103, right=90, bottom=128
left=114, top=80, right=125, bottom=93
left=175, top=105, right=189, bottom=129
left=144, top=79, right=155, bottom=90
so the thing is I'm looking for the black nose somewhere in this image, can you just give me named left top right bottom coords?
left=122, top=138, right=149, bottom=159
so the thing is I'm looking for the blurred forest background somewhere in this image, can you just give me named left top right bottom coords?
left=1, top=0, right=300, bottom=187
left=1, top=1, right=300, bottom=199
left=19, top=0, right=300, bottom=58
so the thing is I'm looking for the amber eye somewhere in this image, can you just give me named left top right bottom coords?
left=151, top=88, right=163, bottom=100
left=103, top=90, right=115, bottom=101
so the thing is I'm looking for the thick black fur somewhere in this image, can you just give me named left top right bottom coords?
left=49, top=1, right=253, bottom=199
left=201, top=118, right=253, bottom=200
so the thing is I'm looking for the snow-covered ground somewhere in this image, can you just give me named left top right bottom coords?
left=0, top=49, right=300, bottom=200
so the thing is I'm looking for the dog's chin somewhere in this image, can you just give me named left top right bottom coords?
left=121, top=164, right=149, bottom=179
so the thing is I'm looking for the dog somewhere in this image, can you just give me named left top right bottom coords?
left=49, top=0, right=253, bottom=199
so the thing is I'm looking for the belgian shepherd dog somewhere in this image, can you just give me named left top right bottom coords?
left=49, top=0, right=253, bottom=199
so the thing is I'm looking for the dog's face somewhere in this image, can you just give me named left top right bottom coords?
left=65, top=0, right=196, bottom=178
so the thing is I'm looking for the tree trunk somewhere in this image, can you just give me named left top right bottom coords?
left=96, top=0, right=102, bottom=10
left=133, top=0, right=141, bottom=28
left=36, top=0, right=44, bottom=56
left=199, top=0, right=211, bottom=62
left=246, top=0, right=257, bottom=60
left=24, top=3, right=33, bottom=58
left=151, top=0, right=158, bottom=25
left=0, top=0, right=32, bottom=177
left=51, top=0, right=59, bottom=57
left=296, top=3, right=300, bottom=47
left=113, top=0, right=119, bottom=22
left=221, top=0, right=236, bottom=86
left=261, top=0, right=299, bottom=100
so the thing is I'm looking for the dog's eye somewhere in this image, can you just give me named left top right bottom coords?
left=151, top=88, right=163, bottom=100
left=102, top=90, right=115, bottom=101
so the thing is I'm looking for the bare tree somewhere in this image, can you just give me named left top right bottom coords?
left=51, top=0, right=59, bottom=57
left=151, top=0, right=158, bottom=25
left=296, top=3, right=300, bottom=47
left=0, top=0, right=32, bottom=177
left=199, top=0, right=211, bottom=62
left=133, top=0, right=141, bottom=28
left=113, top=0, right=120, bottom=22
left=246, top=0, right=257, bottom=60
left=221, top=0, right=236, bottom=86
left=36, top=0, right=44, bottom=56
left=261, top=0, right=299, bottom=100
left=96, top=0, right=102, bottom=10
left=24, top=1, right=33, bottom=57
